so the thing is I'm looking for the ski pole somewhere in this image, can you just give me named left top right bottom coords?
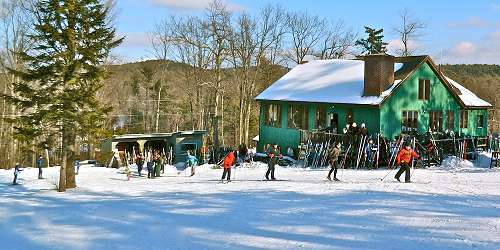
left=381, top=166, right=397, bottom=181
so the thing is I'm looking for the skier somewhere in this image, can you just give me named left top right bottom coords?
left=265, top=144, right=281, bottom=180
left=136, top=153, right=144, bottom=176
left=153, top=151, right=161, bottom=177
left=186, top=151, right=198, bottom=177
left=221, top=150, right=235, bottom=182
left=160, top=154, right=166, bottom=174
left=75, top=159, right=81, bottom=175
left=395, top=142, right=420, bottom=183
left=13, top=162, right=23, bottom=185
left=36, top=155, right=44, bottom=179
left=327, top=143, right=342, bottom=181
left=147, top=152, right=154, bottom=179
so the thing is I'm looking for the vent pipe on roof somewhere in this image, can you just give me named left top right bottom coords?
left=363, top=53, right=395, bottom=96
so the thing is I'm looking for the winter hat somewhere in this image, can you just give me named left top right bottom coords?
left=361, top=123, right=365, bottom=128
left=352, top=122, right=357, bottom=128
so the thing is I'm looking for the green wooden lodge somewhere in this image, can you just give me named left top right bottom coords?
left=255, top=54, right=492, bottom=152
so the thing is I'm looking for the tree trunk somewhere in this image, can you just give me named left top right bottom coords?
left=155, top=86, right=162, bottom=132
left=238, top=81, right=244, bottom=145
left=59, top=132, right=67, bottom=192
left=66, top=128, right=76, bottom=189
left=244, top=96, right=251, bottom=145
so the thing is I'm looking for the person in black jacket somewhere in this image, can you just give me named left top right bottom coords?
left=36, top=155, right=44, bottom=179
left=13, top=163, right=23, bottom=185
left=266, top=144, right=281, bottom=180
left=136, top=153, right=144, bottom=177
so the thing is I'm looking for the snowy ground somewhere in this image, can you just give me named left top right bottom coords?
left=1, top=158, right=499, bottom=250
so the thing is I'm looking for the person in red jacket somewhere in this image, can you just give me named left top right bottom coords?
left=395, top=142, right=420, bottom=183
left=221, top=150, right=236, bottom=182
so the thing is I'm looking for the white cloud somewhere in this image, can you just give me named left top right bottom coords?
left=147, top=0, right=244, bottom=11
left=387, top=39, right=422, bottom=55
left=440, top=32, right=500, bottom=64
left=448, top=16, right=490, bottom=29
left=451, top=41, right=476, bottom=56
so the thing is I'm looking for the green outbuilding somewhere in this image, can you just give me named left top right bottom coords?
left=255, top=54, right=492, bottom=152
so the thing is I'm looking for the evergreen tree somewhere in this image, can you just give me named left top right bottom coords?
left=4, top=0, right=122, bottom=191
left=355, top=26, right=388, bottom=55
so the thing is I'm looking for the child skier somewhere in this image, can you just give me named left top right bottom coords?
left=13, top=163, right=23, bottom=185
left=221, top=150, right=235, bottom=182
left=186, top=151, right=198, bottom=177
left=395, top=142, right=420, bottom=183
left=327, top=143, right=342, bottom=181
left=266, top=144, right=281, bottom=180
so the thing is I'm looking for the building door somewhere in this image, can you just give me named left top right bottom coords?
left=329, top=113, right=339, bottom=134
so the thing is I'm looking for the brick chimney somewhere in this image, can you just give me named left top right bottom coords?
left=363, top=54, right=395, bottom=96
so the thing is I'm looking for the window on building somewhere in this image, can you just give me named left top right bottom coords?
left=181, top=143, right=196, bottom=152
left=445, top=111, right=455, bottom=131
left=264, top=103, right=281, bottom=127
left=346, top=109, right=354, bottom=125
left=288, top=104, right=309, bottom=130
left=315, top=106, right=327, bottom=129
left=477, top=114, right=484, bottom=128
left=402, top=110, right=418, bottom=132
left=418, top=79, right=430, bottom=100
left=460, top=110, right=469, bottom=129
left=429, top=111, right=443, bottom=132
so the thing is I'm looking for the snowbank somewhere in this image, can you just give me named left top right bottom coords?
left=435, top=152, right=493, bottom=172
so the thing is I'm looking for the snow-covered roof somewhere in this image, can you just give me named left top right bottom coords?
left=445, top=77, right=492, bottom=107
left=256, top=58, right=492, bottom=108
left=256, top=59, right=399, bottom=105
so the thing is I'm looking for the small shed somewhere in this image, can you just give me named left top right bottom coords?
left=100, top=130, right=206, bottom=163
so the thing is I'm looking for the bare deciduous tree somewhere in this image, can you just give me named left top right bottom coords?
left=317, top=20, right=357, bottom=59
left=286, top=11, right=325, bottom=64
left=393, top=9, right=426, bottom=56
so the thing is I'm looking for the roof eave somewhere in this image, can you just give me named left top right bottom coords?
left=255, top=98, right=381, bottom=107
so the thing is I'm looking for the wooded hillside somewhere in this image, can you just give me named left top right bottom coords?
left=441, top=64, right=500, bottom=132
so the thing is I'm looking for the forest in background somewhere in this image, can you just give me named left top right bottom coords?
left=440, top=64, right=500, bottom=132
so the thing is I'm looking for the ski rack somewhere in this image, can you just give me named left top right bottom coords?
left=295, top=129, right=492, bottom=169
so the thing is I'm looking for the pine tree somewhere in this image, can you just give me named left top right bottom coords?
left=355, top=26, right=388, bottom=55
left=4, top=0, right=122, bottom=191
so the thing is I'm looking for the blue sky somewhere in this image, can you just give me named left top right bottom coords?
left=113, top=0, right=500, bottom=64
